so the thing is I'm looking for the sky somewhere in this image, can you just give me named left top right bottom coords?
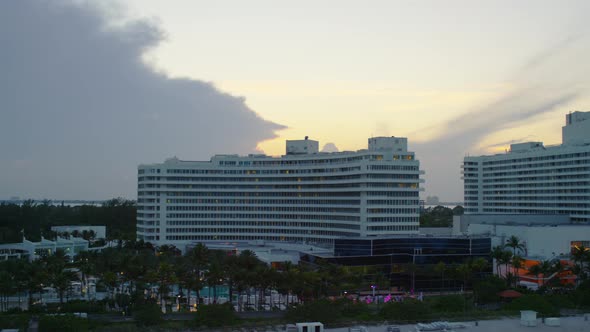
left=1, top=0, right=590, bottom=201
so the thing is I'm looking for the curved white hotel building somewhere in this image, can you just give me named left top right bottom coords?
left=463, top=111, right=590, bottom=223
left=137, top=136, right=424, bottom=247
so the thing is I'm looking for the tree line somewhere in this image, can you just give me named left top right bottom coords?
left=419, top=205, right=463, bottom=227
left=0, top=198, right=136, bottom=243
left=0, top=240, right=494, bottom=314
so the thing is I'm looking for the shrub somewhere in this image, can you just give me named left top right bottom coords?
left=39, top=314, right=89, bottom=332
left=570, top=287, right=590, bottom=308
left=193, top=303, right=239, bottom=327
left=133, top=302, right=163, bottom=327
left=0, top=314, right=30, bottom=331
left=504, top=294, right=558, bottom=316
left=473, top=275, right=507, bottom=304
left=335, top=298, right=371, bottom=319
left=59, top=300, right=106, bottom=313
left=429, top=295, right=466, bottom=313
left=545, top=294, right=575, bottom=310
left=285, top=300, right=343, bottom=324
left=379, top=299, right=431, bottom=322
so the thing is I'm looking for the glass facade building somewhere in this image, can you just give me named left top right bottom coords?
left=301, top=236, right=492, bottom=291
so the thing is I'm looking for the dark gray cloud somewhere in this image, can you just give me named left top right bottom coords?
left=0, top=1, right=285, bottom=200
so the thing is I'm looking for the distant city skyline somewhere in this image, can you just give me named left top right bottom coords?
left=2, top=0, right=590, bottom=201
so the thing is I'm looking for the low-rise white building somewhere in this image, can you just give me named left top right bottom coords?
left=453, top=214, right=590, bottom=260
left=0, top=236, right=89, bottom=261
left=185, top=240, right=332, bottom=266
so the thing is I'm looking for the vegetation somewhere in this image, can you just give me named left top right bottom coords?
left=380, top=299, right=432, bottom=322
left=419, top=205, right=463, bottom=227
left=2, top=233, right=590, bottom=329
left=38, top=314, right=90, bottom=332
left=0, top=198, right=136, bottom=243
left=505, top=294, right=559, bottom=316
left=134, top=302, right=163, bottom=327
left=192, top=303, right=239, bottom=327
left=0, top=313, right=30, bottom=331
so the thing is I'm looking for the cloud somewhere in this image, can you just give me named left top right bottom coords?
left=484, top=136, right=536, bottom=149
left=321, top=143, right=339, bottom=153
left=412, top=34, right=589, bottom=201
left=0, top=1, right=285, bottom=199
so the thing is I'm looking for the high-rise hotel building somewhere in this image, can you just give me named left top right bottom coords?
left=463, top=111, right=590, bottom=222
left=137, top=137, right=424, bottom=247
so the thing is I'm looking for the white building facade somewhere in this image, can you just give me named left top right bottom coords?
left=463, top=112, right=590, bottom=222
left=453, top=214, right=590, bottom=261
left=137, top=137, right=424, bottom=247
left=0, top=236, right=89, bottom=262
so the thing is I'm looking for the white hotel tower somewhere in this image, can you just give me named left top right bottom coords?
left=463, top=111, right=590, bottom=222
left=137, top=137, right=424, bottom=247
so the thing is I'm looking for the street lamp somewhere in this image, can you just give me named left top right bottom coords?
left=371, top=285, right=376, bottom=298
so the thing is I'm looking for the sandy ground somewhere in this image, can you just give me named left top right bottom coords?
left=325, top=315, right=590, bottom=332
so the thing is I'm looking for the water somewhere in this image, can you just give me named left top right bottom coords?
left=171, top=285, right=230, bottom=298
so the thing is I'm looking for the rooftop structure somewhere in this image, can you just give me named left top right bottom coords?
left=137, top=137, right=424, bottom=249
left=463, top=111, right=590, bottom=222
left=0, top=236, right=89, bottom=261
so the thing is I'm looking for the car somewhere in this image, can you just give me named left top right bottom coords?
left=386, top=326, right=401, bottom=332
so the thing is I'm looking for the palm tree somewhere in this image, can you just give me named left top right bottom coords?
left=539, top=260, right=553, bottom=273
left=155, top=262, right=177, bottom=306
left=497, top=250, right=513, bottom=279
left=571, top=245, right=589, bottom=282
left=223, top=254, right=240, bottom=308
left=75, top=251, right=96, bottom=298
left=471, top=257, right=489, bottom=284
left=456, top=263, right=471, bottom=291
left=491, top=246, right=506, bottom=276
left=185, top=244, right=209, bottom=303
left=0, top=269, right=14, bottom=312
left=53, top=270, right=76, bottom=304
left=527, top=263, right=543, bottom=285
left=205, top=261, right=224, bottom=304
left=511, top=255, right=524, bottom=287
left=505, top=236, right=525, bottom=257
left=404, top=263, right=418, bottom=292
left=25, top=261, right=46, bottom=307
left=277, top=261, right=299, bottom=308
left=434, top=261, right=446, bottom=294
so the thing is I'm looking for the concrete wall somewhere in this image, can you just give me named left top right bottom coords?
left=452, top=214, right=590, bottom=260
left=468, top=223, right=590, bottom=259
